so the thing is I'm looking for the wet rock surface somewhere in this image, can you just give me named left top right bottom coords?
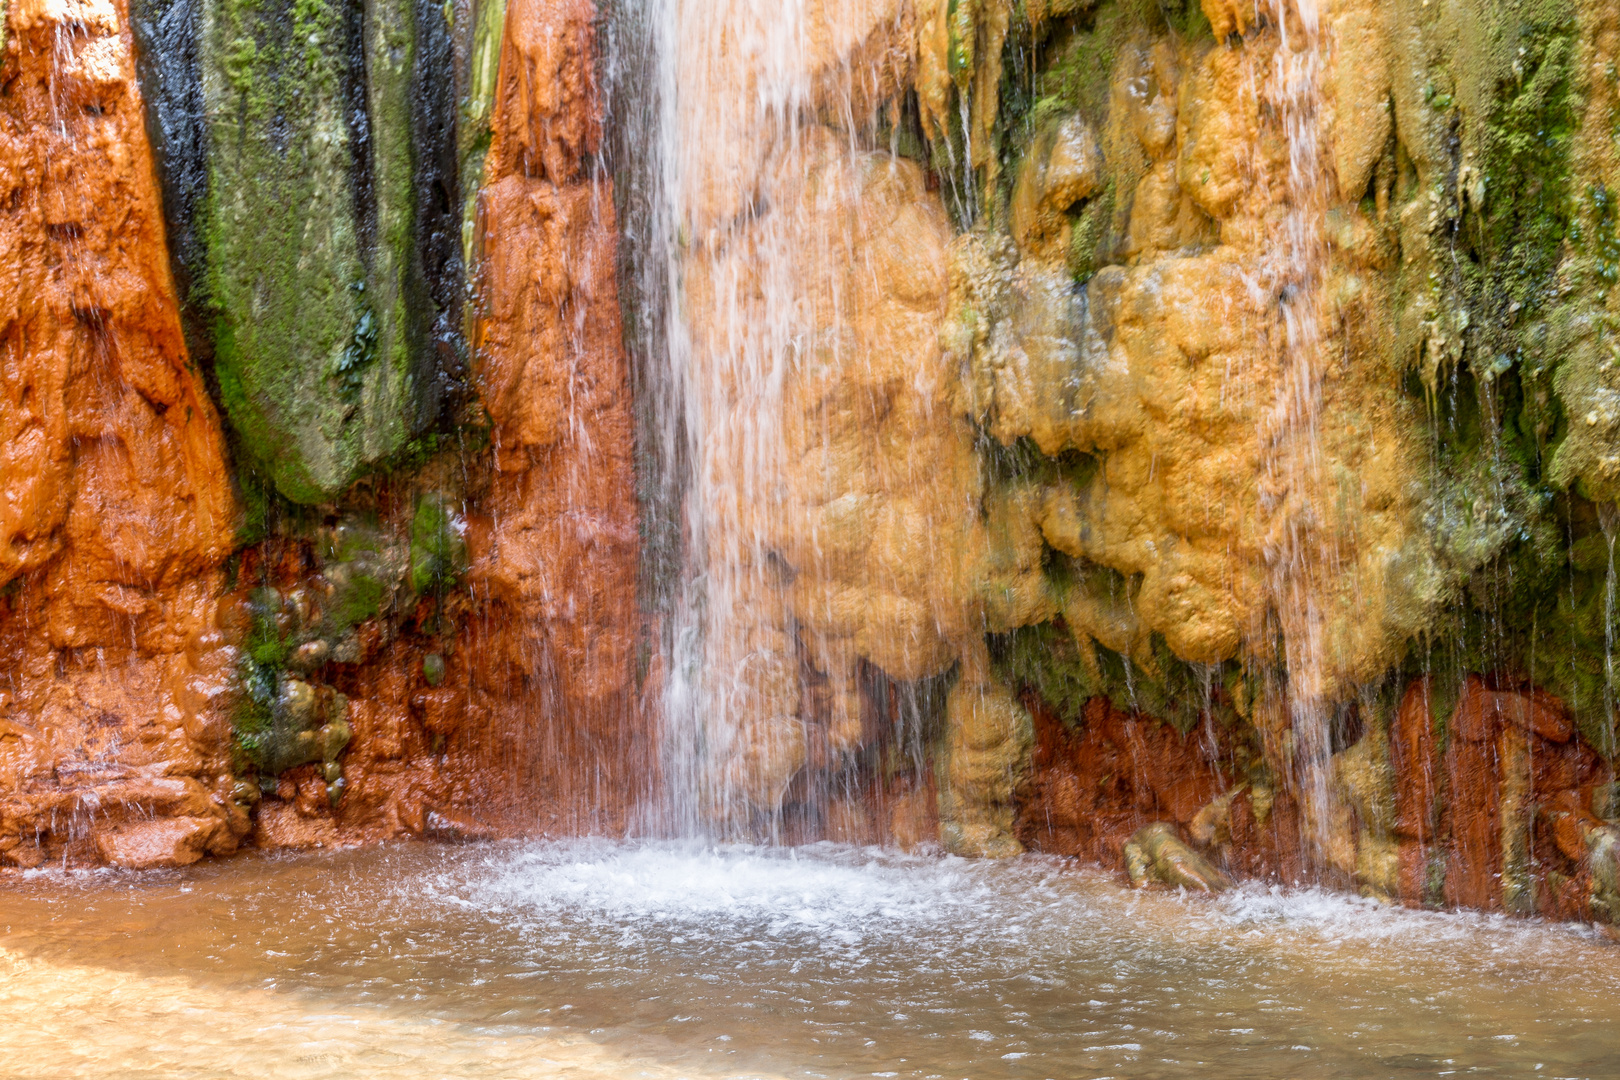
left=0, top=0, right=239, bottom=867
left=3, top=0, right=1620, bottom=929
left=183, top=0, right=462, bottom=503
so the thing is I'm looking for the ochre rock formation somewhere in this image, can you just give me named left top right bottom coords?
left=0, top=0, right=241, bottom=866
left=951, top=5, right=1433, bottom=710
left=464, top=0, right=648, bottom=829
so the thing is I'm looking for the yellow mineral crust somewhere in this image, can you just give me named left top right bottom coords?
left=956, top=13, right=1440, bottom=702
left=674, top=0, right=1473, bottom=843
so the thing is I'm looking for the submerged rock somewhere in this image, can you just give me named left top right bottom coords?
left=1124, top=822, right=1233, bottom=893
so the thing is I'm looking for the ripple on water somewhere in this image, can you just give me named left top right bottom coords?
left=1, top=840, right=1618, bottom=1079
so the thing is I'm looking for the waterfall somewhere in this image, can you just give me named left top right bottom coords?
left=619, top=0, right=1349, bottom=851
left=616, top=0, right=947, bottom=839
left=610, top=0, right=811, bottom=837
left=1253, top=0, right=1341, bottom=866
left=655, top=0, right=809, bottom=837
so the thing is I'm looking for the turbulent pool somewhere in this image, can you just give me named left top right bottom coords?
left=0, top=840, right=1616, bottom=1079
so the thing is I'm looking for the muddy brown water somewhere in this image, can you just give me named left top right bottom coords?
left=0, top=840, right=1615, bottom=1078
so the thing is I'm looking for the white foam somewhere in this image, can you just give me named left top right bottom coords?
left=440, top=840, right=1010, bottom=939
left=1199, top=879, right=1615, bottom=967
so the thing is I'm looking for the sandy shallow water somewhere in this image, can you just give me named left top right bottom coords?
left=1, top=839, right=1616, bottom=1079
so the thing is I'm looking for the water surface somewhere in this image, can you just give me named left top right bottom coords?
left=0, top=839, right=1615, bottom=1078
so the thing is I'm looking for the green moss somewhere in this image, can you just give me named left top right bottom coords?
left=457, top=0, right=505, bottom=280
left=409, top=493, right=468, bottom=595
left=1384, top=0, right=1620, bottom=754
left=331, top=295, right=379, bottom=403
left=947, top=0, right=976, bottom=87
left=1401, top=470, right=1618, bottom=758
left=991, top=621, right=1096, bottom=721
left=1583, top=184, right=1620, bottom=286
left=991, top=621, right=1237, bottom=736
left=232, top=571, right=372, bottom=778
left=1475, top=15, right=1577, bottom=295
left=233, top=588, right=307, bottom=776
left=232, top=468, right=279, bottom=546
left=332, top=573, right=388, bottom=629
left=980, top=434, right=1098, bottom=489
left=199, top=0, right=431, bottom=504
left=1067, top=177, right=1115, bottom=282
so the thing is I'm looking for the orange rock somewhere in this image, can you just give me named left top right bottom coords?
left=1490, top=688, right=1575, bottom=743
left=0, top=0, right=237, bottom=864
left=460, top=0, right=650, bottom=831
left=1390, top=677, right=1439, bottom=905
left=1391, top=677, right=1439, bottom=837
left=1448, top=676, right=1573, bottom=744
left=885, top=782, right=940, bottom=851
left=422, top=808, right=497, bottom=842
left=1016, top=695, right=1231, bottom=866
left=1542, top=790, right=1600, bottom=866
left=95, top=817, right=220, bottom=869
left=1443, top=682, right=1503, bottom=910
left=488, top=0, right=600, bottom=184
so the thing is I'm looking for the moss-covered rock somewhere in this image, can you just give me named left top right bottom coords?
left=196, top=0, right=451, bottom=503
left=231, top=513, right=411, bottom=781
left=409, top=492, right=468, bottom=595
left=233, top=587, right=354, bottom=777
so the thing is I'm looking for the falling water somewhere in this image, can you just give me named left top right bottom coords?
left=626, top=0, right=1350, bottom=850
left=1255, top=0, right=1340, bottom=863
left=622, top=0, right=931, bottom=837
left=627, top=0, right=801, bottom=837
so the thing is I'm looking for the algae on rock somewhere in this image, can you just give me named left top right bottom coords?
left=197, top=0, right=448, bottom=503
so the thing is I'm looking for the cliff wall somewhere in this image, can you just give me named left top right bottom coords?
left=3, top=0, right=1619, bottom=927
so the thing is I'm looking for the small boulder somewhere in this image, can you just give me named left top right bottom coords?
left=278, top=678, right=318, bottom=726
left=95, top=817, right=219, bottom=869
left=1123, top=822, right=1233, bottom=892
left=288, top=639, right=331, bottom=673
left=422, top=808, right=496, bottom=842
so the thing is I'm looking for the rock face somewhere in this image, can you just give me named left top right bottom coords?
left=464, top=0, right=648, bottom=831
left=181, top=0, right=648, bottom=847
left=0, top=0, right=645, bottom=862
left=646, top=0, right=1620, bottom=919
left=1124, top=822, right=1233, bottom=892
left=183, top=0, right=462, bottom=503
left=0, top=0, right=244, bottom=867
left=3, top=0, right=1620, bottom=931
left=1019, top=675, right=1618, bottom=920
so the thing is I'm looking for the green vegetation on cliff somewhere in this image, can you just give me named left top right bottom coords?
left=198, top=0, right=443, bottom=504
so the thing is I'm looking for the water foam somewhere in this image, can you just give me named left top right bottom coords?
left=428, top=839, right=1618, bottom=980
left=446, top=840, right=1011, bottom=938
